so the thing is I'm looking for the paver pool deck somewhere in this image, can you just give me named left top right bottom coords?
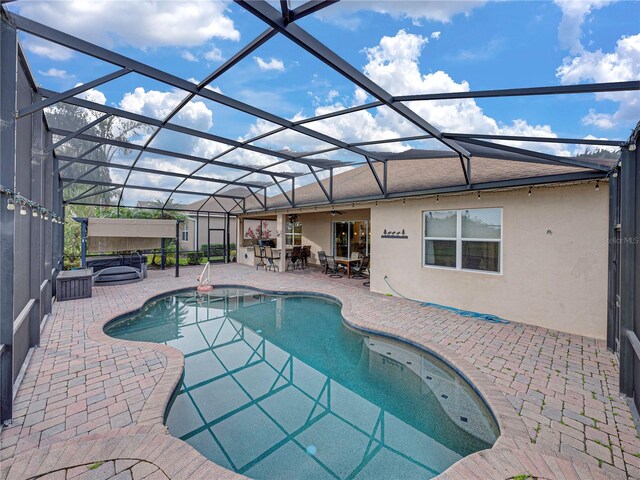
left=0, top=264, right=638, bottom=480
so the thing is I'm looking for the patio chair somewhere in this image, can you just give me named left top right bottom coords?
left=351, top=255, right=370, bottom=279
left=264, top=246, right=280, bottom=272
left=301, top=245, right=311, bottom=269
left=318, top=250, right=342, bottom=278
left=288, top=246, right=302, bottom=270
left=253, top=245, right=266, bottom=270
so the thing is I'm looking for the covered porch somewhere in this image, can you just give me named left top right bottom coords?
left=236, top=207, right=371, bottom=277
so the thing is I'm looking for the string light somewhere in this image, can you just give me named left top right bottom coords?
left=0, top=184, right=62, bottom=223
left=528, top=187, right=532, bottom=197
left=436, top=195, right=439, bottom=203
left=477, top=192, right=481, bottom=200
left=402, top=198, right=406, bottom=205
left=595, top=181, right=600, bottom=191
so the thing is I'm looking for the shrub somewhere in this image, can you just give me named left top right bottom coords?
left=187, top=252, right=201, bottom=265
left=201, top=243, right=235, bottom=254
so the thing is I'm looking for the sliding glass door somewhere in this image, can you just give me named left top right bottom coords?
left=332, top=220, right=370, bottom=258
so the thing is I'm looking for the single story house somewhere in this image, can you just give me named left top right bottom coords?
left=236, top=146, right=616, bottom=339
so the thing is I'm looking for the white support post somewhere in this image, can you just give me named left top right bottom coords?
left=277, top=213, right=286, bottom=272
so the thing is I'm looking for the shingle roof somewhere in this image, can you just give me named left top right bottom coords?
left=232, top=150, right=609, bottom=212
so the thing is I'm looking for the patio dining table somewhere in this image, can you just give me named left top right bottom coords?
left=334, top=257, right=359, bottom=278
left=269, top=247, right=293, bottom=263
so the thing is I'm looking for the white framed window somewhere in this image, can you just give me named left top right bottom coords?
left=423, top=208, right=502, bottom=273
left=181, top=229, right=189, bottom=242
left=286, top=222, right=302, bottom=246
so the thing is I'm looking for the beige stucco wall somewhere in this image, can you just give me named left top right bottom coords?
left=370, top=183, right=609, bottom=339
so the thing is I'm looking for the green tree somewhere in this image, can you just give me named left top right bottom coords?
left=48, top=101, right=150, bottom=206
left=576, top=147, right=620, bottom=161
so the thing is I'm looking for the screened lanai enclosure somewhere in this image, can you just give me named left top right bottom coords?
left=0, top=1, right=638, bottom=429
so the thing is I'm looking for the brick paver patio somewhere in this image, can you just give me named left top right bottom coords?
left=1, top=264, right=638, bottom=479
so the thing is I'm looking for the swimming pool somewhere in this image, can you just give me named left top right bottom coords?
left=105, top=287, right=499, bottom=479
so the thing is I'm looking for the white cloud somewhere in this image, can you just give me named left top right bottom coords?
left=243, top=30, right=573, bottom=157
left=182, top=51, right=198, bottom=62
left=553, top=0, right=613, bottom=54
left=362, top=31, right=572, bottom=154
left=75, top=87, right=107, bottom=105
left=582, top=109, right=616, bottom=129
left=23, top=38, right=74, bottom=61
left=354, top=88, right=368, bottom=105
left=557, top=33, right=640, bottom=129
left=112, top=86, right=245, bottom=180
left=557, top=34, right=640, bottom=84
left=254, top=57, right=285, bottom=72
left=448, top=38, right=505, bottom=62
left=39, top=68, right=70, bottom=79
left=120, top=87, right=213, bottom=133
left=204, top=46, right=224, bottom=62
left=317, top=1, right=487, bottom=28
left=16, top=0, right=240, bottom=49
left=431, top=31, right=442, bottom=40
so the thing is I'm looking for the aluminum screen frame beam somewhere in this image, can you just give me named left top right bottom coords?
left=48, top=113, right=111, bottom=152
left=308, top=165, right=331, bottom=203
left=10, top=12, right=389, bottom=165
left=395, top=81, right=640, bottom=102
left=288, top=0, right=338, bottom=23
left=269, top=175, right=294, bottom=207
left=619, top=140, right=639, bottom=397
left=443, top=132, right=626, bottom=148
left=0, top=9, right=16, bottom=423
left=6, top=7, right=629, bottom=217
left=54, top=143, right=104, bottom=174
left=129, top=27, right=277, bottom=210
left=48, top=127, right=296, bottom=180
left=364, top=156, right=386, bottom=197
left=453, top=137, right=612, bottom=172
left=17, top=68, right=130, bottom=118
left=60, top=178, right=248, bottom=201
left=55, top=155, right=271, bottom=191
left=243, top=170, right=607, bottom=213
left=235, top=0, right=471, bottom=159
left=39, top=89, right=298, bottom=162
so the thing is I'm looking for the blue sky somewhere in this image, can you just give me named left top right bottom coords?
left=8, top=0, right=640, bottom=206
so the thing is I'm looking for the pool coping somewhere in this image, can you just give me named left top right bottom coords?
left=4, top=278, right=623, bottom=480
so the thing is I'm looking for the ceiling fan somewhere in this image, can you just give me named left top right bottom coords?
left=325, top=210, right=345, bottom=216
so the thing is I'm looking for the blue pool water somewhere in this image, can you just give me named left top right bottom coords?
left=105, top=288, right=499, bottom=479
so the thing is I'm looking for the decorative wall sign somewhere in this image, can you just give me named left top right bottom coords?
left=381, top=228, right=408, bottom=239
